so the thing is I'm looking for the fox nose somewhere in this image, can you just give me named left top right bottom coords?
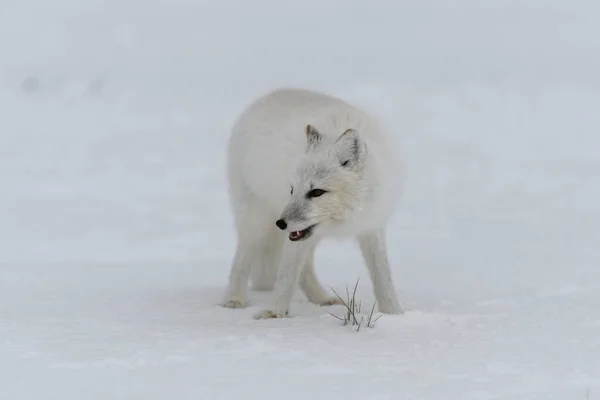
left=275, top=219, right=287, bottom=230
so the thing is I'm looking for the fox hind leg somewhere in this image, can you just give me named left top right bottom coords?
left=224, top=192, right=276, bottom=308
left=250, top=228, right=283, bottom=291
left=299, top=244, right=343, bottom=306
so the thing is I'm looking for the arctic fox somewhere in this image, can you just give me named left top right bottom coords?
left=224, top=88, right=404, bottom=319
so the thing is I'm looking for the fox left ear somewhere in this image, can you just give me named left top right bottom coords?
left=335, top=128, right=366, bottom=168
left=306, top=124, right=323, bottom=152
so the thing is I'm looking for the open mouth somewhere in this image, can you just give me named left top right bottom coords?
left=289, top=224, right=317, bottom=242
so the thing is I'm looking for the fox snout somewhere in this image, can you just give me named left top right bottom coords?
left=275, top=201, right=317, bottom=241
left=275, top=219, right=287, bottom=230
left=277, top=201, right=306, bottom=227
left=275, top=215, right=315, bottom=242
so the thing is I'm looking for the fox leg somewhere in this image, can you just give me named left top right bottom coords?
left=223, top=192, right=274, bottom=309
left=299, top=244, right=343, bottom=306
left=357, top=229, right=403, bottom=314
left=254, top=239, right=311, bottom=319
left=249, top=229, right=282, bottom=291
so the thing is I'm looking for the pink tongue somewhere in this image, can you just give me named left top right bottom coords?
left=290, top=231, right=304, bottom=239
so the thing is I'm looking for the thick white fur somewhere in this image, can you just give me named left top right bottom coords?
left=224, top=88, right=403, bottom=319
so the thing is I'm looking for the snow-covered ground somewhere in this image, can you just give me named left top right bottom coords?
left=2, top=1, right=600, bottom=399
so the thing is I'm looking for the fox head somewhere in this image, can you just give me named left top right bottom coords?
left=275, top=124, right=369, bottom=241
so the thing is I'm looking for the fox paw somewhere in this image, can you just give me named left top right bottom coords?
left=223, top=300, right=245, bottom=309
left=318, top=296, right=344, bottom=307
left=253, top=309, right=288, bottom=319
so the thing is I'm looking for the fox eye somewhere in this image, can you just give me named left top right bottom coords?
left=307, top=189, right=326, bottom=198
left=290, top=186, right=294, bottom=195
left=341, top=160, right=349, bottom=167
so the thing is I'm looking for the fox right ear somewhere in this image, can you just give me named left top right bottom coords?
left=306, top=124, right=322, bottom=151
left=335, top=128, right=366, bottom=168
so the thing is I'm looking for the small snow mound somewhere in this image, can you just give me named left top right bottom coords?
left=21, top=76, right=40, bottom=93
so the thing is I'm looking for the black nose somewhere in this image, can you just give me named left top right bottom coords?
left=275, top=219, right=287, bottom=230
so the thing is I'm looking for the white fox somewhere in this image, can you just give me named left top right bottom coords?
left=224, top=88, right=404, bottom=319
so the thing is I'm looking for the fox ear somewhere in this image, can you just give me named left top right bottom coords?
left=335, top=128, right=366, bottom=168
left=306, top=124, right=323, bottom=151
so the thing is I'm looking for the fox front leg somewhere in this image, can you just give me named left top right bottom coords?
left=357, top=229, right=403, bottom=314
left=253, top=240, right=310, bottom=319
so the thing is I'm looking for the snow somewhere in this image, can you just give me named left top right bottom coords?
left=1, top=0, right=600, bottom=398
